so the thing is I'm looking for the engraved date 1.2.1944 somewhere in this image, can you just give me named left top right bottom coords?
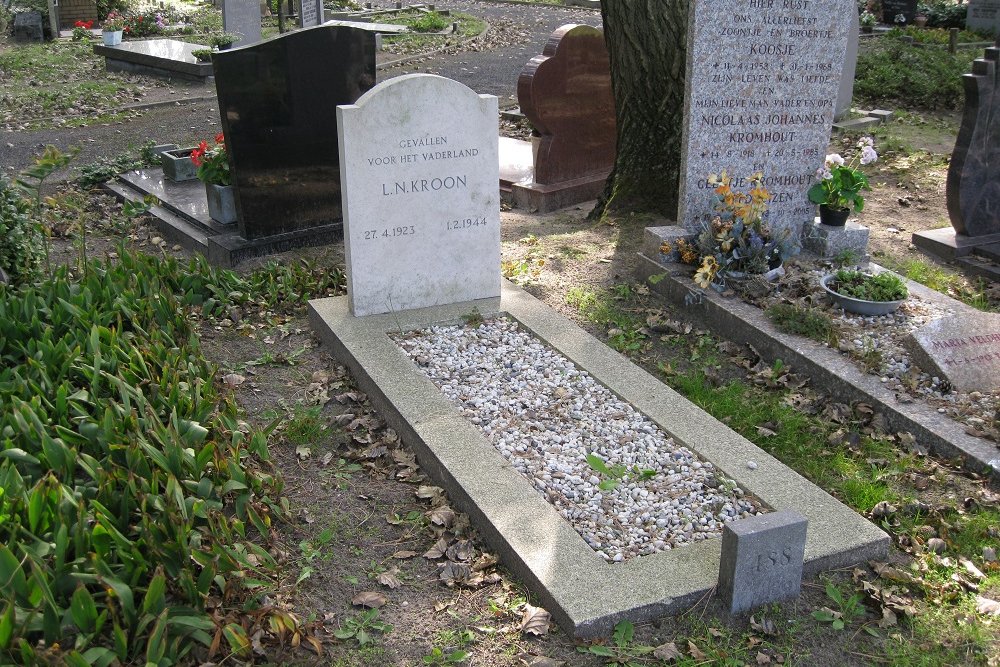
left=363, top=226, right=416, bottom=240
left=447, top=216, right=488, bottom=231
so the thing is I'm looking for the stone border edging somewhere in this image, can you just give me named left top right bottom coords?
left=309, top=280, right=888, bottom=637
left=635, top=253, right=1000, bottom=478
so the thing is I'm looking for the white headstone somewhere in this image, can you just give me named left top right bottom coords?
left=679, top=0, right=855, bottom=241
left=337, top=74, right=500, bottom=317
left=967, top=0, right=1000, bottom=36
left=299, top=0, right=323, bottom=29
left=223, top=0, right=262, bottom=45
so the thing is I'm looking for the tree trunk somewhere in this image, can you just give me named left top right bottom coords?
left=594, top=0, right=689, bottom=220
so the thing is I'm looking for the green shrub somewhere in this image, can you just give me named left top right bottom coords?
left=918, top=1, right=968, bottom=29
left=831, top=269, right=908, bottom=302
left=411, top=11, right=448, bottom=33
left=0, top=251, right=283, bottom=663
left=0, top=176, right=41, bottom=286
left=855, top=38, right=978, bottom=109
left=887, top=25, right=985, bottom=44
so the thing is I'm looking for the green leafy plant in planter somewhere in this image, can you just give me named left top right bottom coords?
left=191, top=48, right=213, bottom=62
left=808, top=137, right=878, bottom=224
left=210, top=32, right=238, bottom=48
left=831, top=269, right=908, bottom=302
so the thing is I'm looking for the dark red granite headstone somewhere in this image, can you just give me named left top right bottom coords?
left=517, top=24, right=616, bottom=186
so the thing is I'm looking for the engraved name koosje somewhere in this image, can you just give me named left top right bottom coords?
left=358, top=134, right=487, bottom=241
left=930, top=331, right=1000, bottom=368
left=686, top=0, right=846, bottom=224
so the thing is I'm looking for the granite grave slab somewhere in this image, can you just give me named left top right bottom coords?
left=509, top=24, right=615, bottom=213
left=337, top=74, right=499, bottom=316
left=906, top=311, right=1000, bottom=392
left=967, top=0, right=1000, bottom=35
left=299, top=0, right=323, bottom=28
left=213, top=25, right=375, bottom=242
left=223, top=0, right=262, bottom=45
left=881, top=0, right=918, bottom=24
left=93, top=39, right=214, bottom=81
left=308, top=281, right=889, bottom=636
left=13, top=11, right=43, bottom=42
left=679, top=0, right=854, bottom=241
left=719, top=511, right=807, bottom=615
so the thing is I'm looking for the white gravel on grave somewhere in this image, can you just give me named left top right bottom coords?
left=394, top=317, right=763, bottom=563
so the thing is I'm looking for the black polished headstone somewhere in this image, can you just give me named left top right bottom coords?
left=881, top=0, right=918, bottom=24
left=13, top=11, right=44, bottom=42
left=947, top=47, right=1000, bottom=237
left=213, top=26, right=376, bottom=241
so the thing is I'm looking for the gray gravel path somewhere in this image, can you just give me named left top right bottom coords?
left=0, top=1, right=600, bottom=179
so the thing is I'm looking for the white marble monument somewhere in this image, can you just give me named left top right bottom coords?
left=337, top=74, right=500, bottom=317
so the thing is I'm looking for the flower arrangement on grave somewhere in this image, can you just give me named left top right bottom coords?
left=860, top=11, right=877, bottom=29
left=101, top=12, right=125, bottom=32
left=190, top=133, right=232, bottom=186
left=210, top=32, right=239, bottom=48
left=894, top=12, right=907, bottom=25
left=684, top=170, right=790, bottom=289
left=72, top=20, right=94, bottom=40
left=122, top=11, right=168, bottom=37
left=807, top=137, right=878, bottom=218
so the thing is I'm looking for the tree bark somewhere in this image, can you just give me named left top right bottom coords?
left=594, top=0, right=689, bottom=219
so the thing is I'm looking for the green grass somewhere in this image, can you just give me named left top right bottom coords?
left=878, top=256, right=996, bottom=311
left=565, top=286, right=649, bottom=354
left=766, top=303, right=837, bottom=344
left=855, top=38, right=979, bottom=110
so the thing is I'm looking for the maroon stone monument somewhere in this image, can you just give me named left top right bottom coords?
left=504, top=24, right=616, bottom=212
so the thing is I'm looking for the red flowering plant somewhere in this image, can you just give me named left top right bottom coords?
left=190, top=133, right=232, bottom=186
left=72, top=20, right=94, bottom=40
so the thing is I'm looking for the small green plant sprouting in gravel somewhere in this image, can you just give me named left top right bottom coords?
left=334, top=608, right=393, bottom=647
left=831, top=269, right=907, bottom=302
left=585, top=453, right=655, bottom=491
left=766, top=303, right=838, bottom=345
left=461, top=307, right=484, bottom=327
left=812, top=580, right=870, bottom=632
left=284, top=405, right=329, bottom=446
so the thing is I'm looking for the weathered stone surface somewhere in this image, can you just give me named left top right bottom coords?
left=213, top=25, right=375, bottom=241
left=718, top=510, right=808, bottom=615
left=679, top=0, right=854, bottom=242
left=642, top=225, right=691, bottom=264
left=967, top=0, right=1000, bottom=36
left=222, top=0, right=262, bottom=45
left=947, top=48, right=1000, bottom=237
left=835, top=10, right=859, bottom=120
left=801, top=219, right=870, bottom=259
left=881, top=0, right=918, bottom=24
left=13, top=11, right=44, bottom=42
left=337, top=74, right=500, bottom=317
left=299, top=0, right=323, bottom=28
left=517, top=24, right=615, bottom=186
left=906, top=311, right=1000, bottom=392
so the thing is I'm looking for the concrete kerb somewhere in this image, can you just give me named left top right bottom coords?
left=634, top=253, right=1000, bottom=478
left=308, top=280, right=889, bottom=637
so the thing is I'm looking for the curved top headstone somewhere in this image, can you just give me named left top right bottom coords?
left=516, top=24, right=616, bottom=185
left=337, top=74, right=500, bottom=317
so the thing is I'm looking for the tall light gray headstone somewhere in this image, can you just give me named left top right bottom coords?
left=222, top=0, right=262, bottom=45
left=967, top=0, right=1000, bottom=37
left=680, top=0, right=855, bottom=241
left=337, top=74, right=500, bottom=317
left=299, top=0, right=323, bottom=29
